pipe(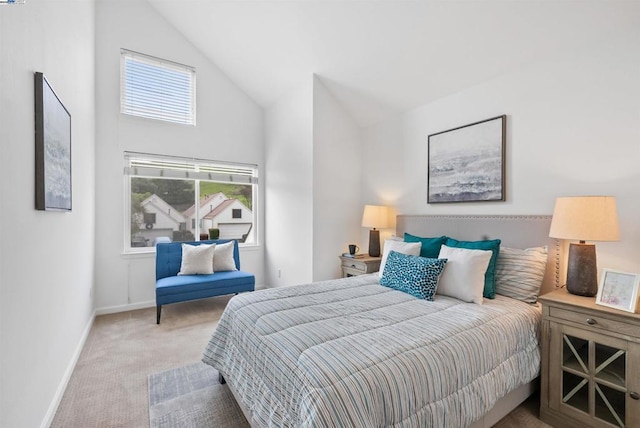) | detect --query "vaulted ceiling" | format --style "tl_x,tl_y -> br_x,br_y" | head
148,0 -> 640,127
